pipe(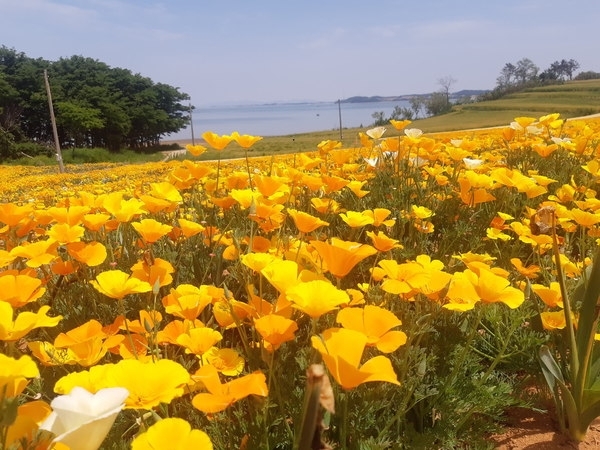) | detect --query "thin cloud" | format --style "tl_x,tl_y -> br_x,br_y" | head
297,27 -> 347,50
410,19 -> 488,40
